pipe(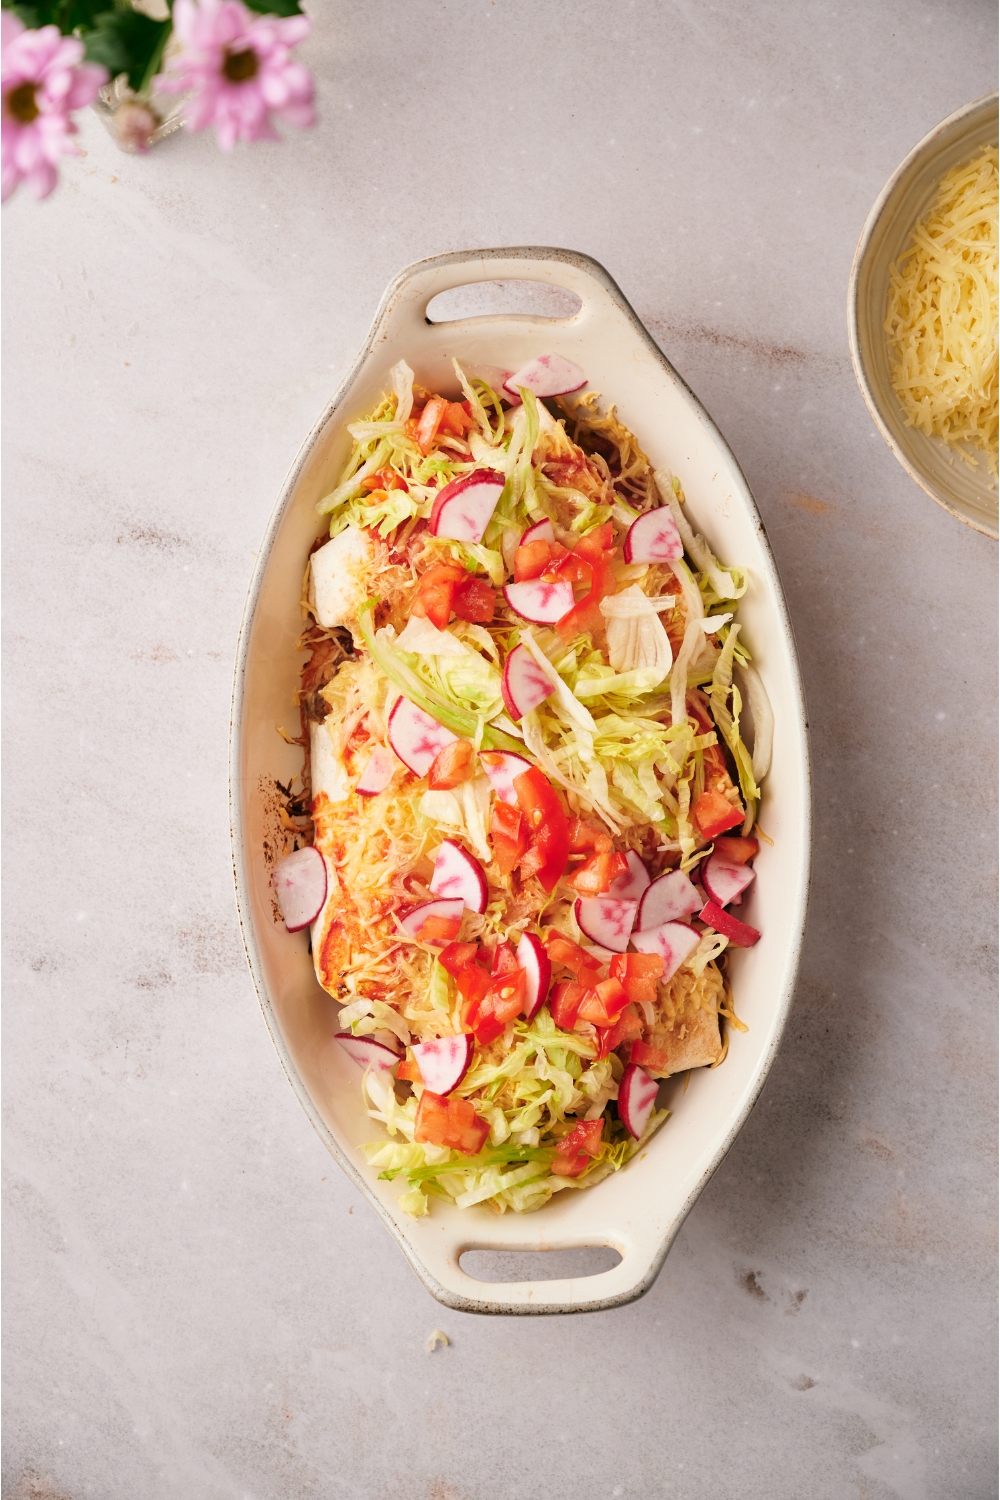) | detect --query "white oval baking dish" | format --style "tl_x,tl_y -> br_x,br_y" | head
230,248 -> 811,1315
